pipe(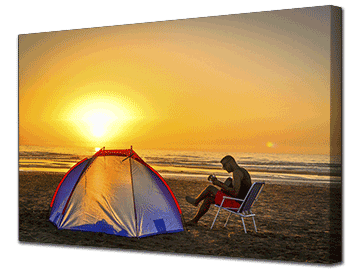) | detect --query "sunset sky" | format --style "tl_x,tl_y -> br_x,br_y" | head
19,6 -> 338,155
